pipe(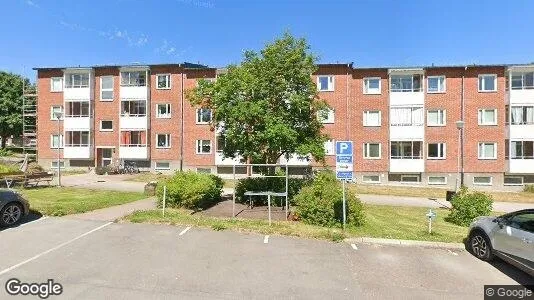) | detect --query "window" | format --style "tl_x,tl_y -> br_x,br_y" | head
50,134 -> 64,148
50,161 -> 65,169
65,101 -> 90,117
196,108 -> 212,124
390,107 -> 424,126
363,143 -> 381,159
196,140 -> 212,154
120,131 -> 145,146
50,106 -> 63,120
508,212 -> 534,233
324,139 -> 335,155
197,168 -> 212,174
156,104 -> 171,118
100,120 -> 113,131
511,72 -> 534,90
473,176 -> 492,186
478,109 -> 497,125
65,73 -> 89,88
427,109 -> 446,126
50,77 -> 63,92
216,135 -> 225,152
155,162 -> 170,170
156,134 -> 171,148
120,71 -> 146,87
121,100 -> 146,116
510,106 -> 534,125
156,74 -> 171,89
65,131 -> 89,147
100,76 -> 113,100
401,175 -> 420,183
509,141 -> 534,159
478,142 -> 497,159
318,108 -> 335,124
428,176 -> 447,185
317,76 -> 334,91
362,175 -> 380,183
478,74 -> 497,92
504,176 -> 524,186
390,74 -> 422,92
363,111 -> 381,127
428,143 -> 446,159
363,77 -> 381,94
390,141 -> 422,159
427,76 -> 446,93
